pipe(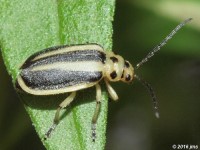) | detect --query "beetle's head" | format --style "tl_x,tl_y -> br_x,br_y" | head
120,60 -> 134,83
